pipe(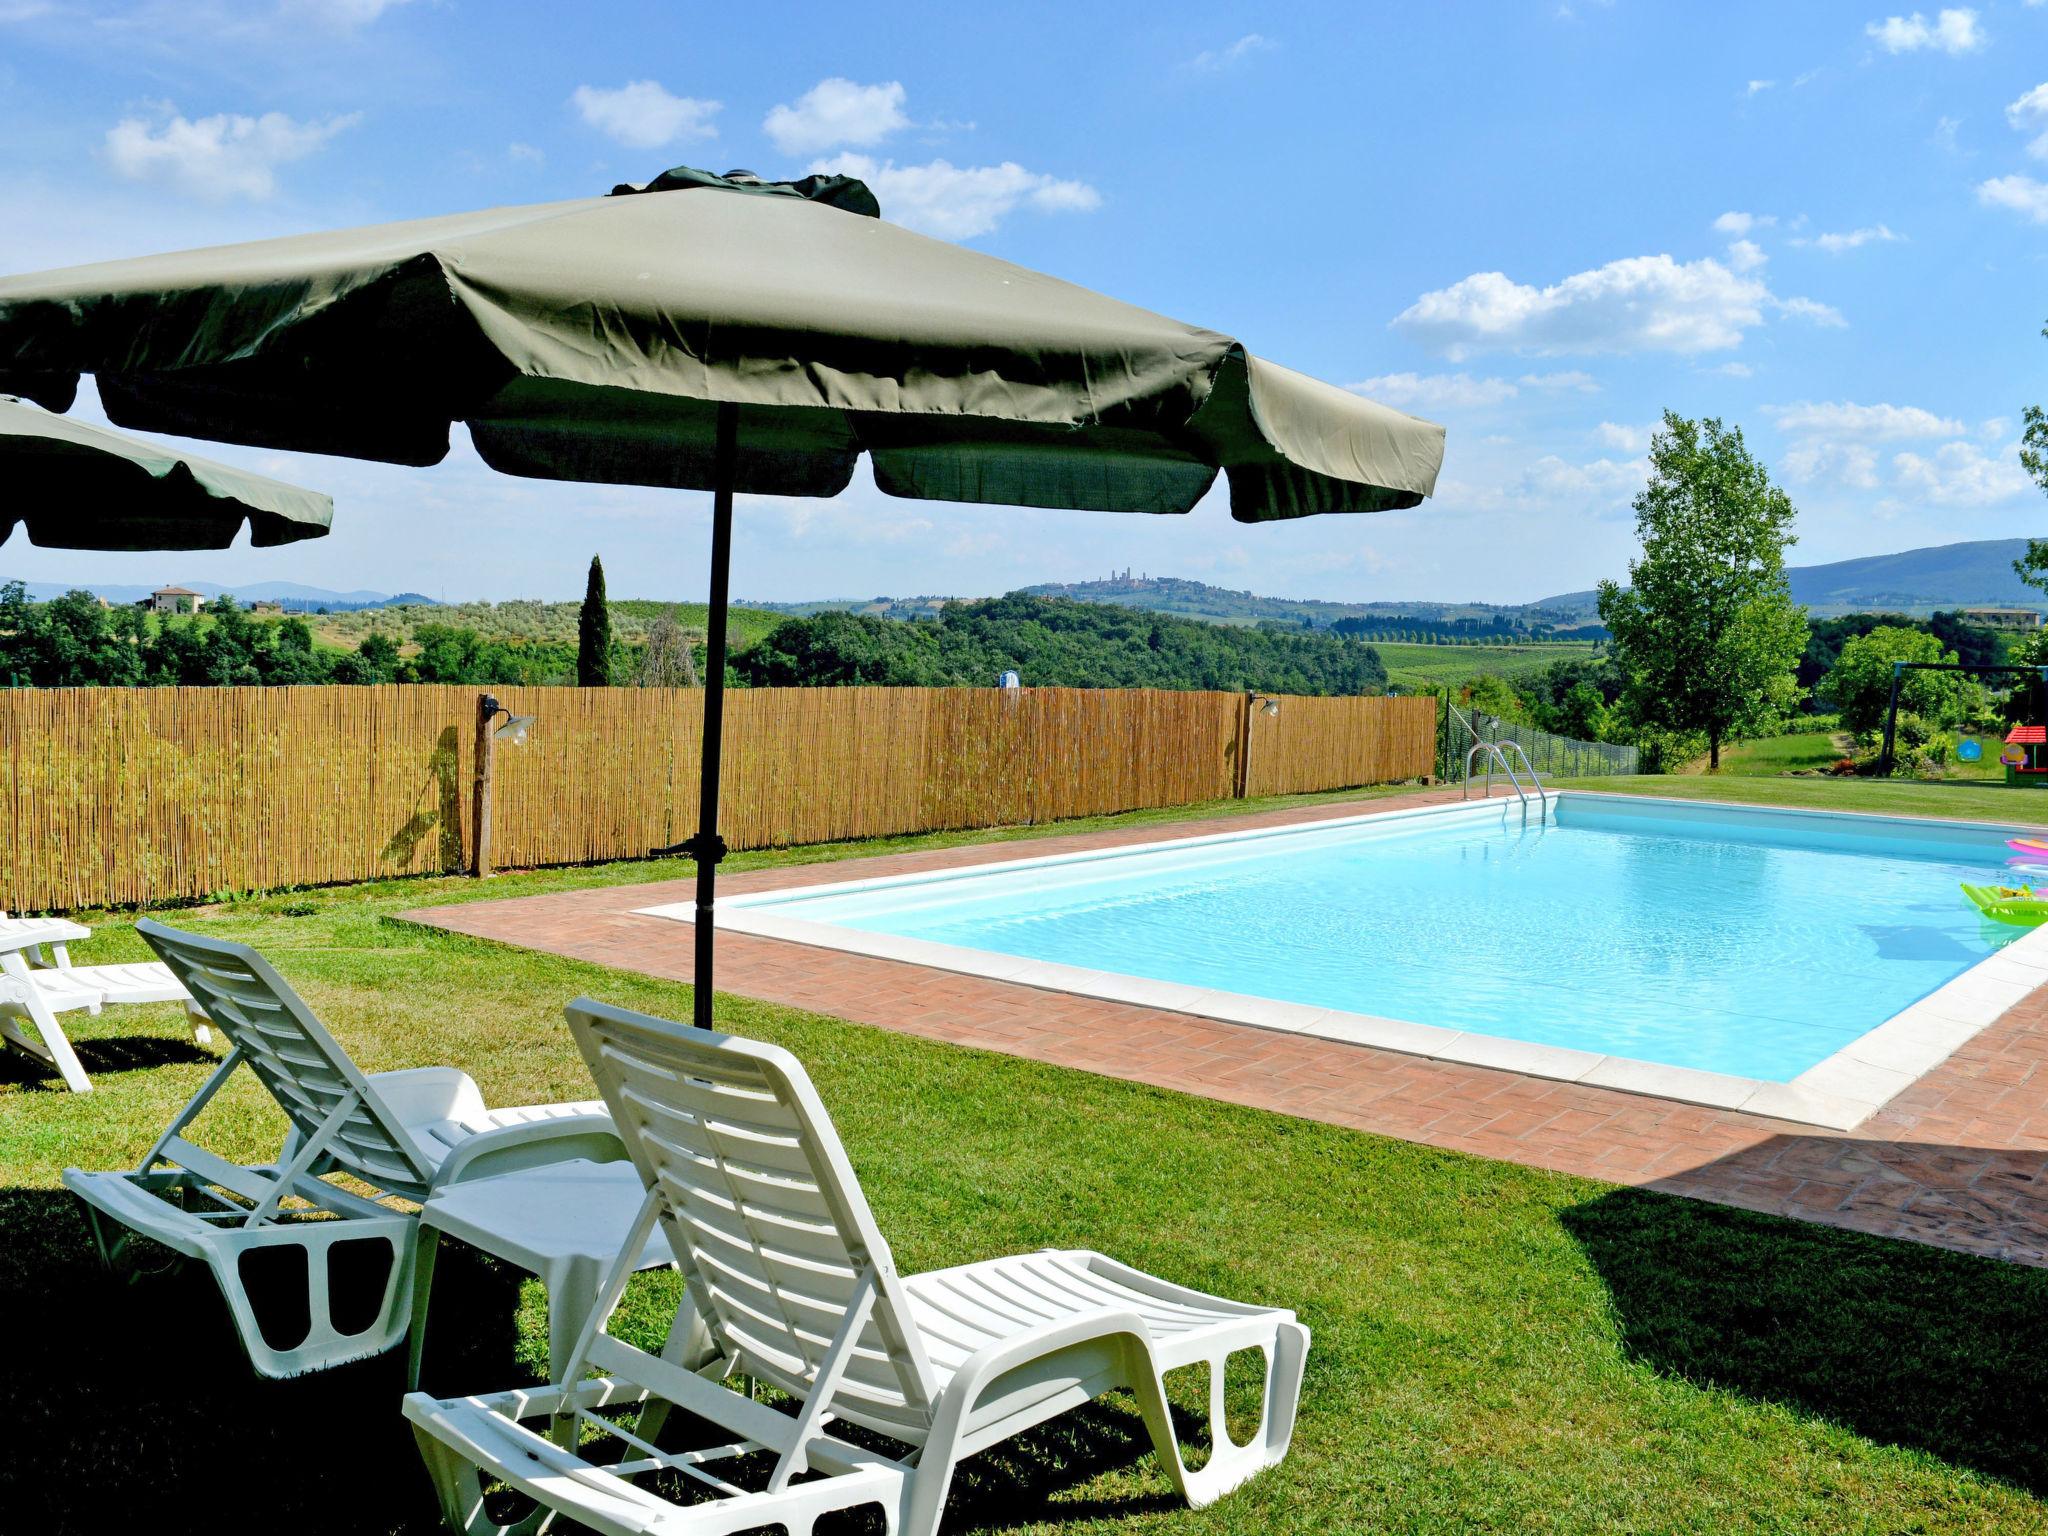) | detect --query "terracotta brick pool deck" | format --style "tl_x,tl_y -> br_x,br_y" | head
404,787 -> 2048,1267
